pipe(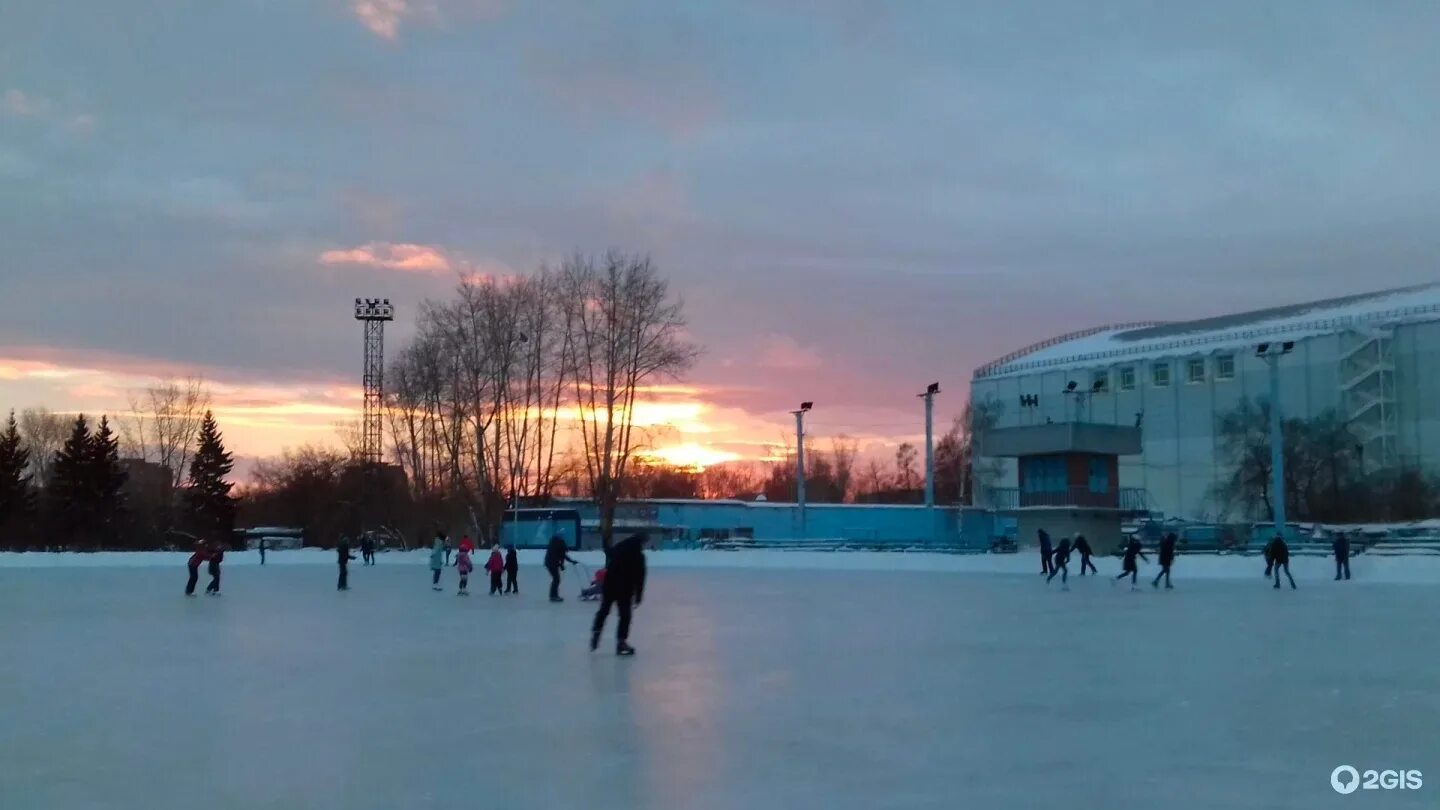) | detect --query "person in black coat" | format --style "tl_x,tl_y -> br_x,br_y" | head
336,538 -> 356,591
1046,537 -> 1072,588
360,535 -> 376,566
1073,534 -> 1097,575
1113,537 -> 1148,589
1333,533 -> 1351,581
1037,529 -> 1054,576
591,534 -> 647,656
544,535 -> 578,603
204,542 -> 224,595
1152,533 -> 1177,589
1268,536 -> 1296,590
504,545 -> 520,594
